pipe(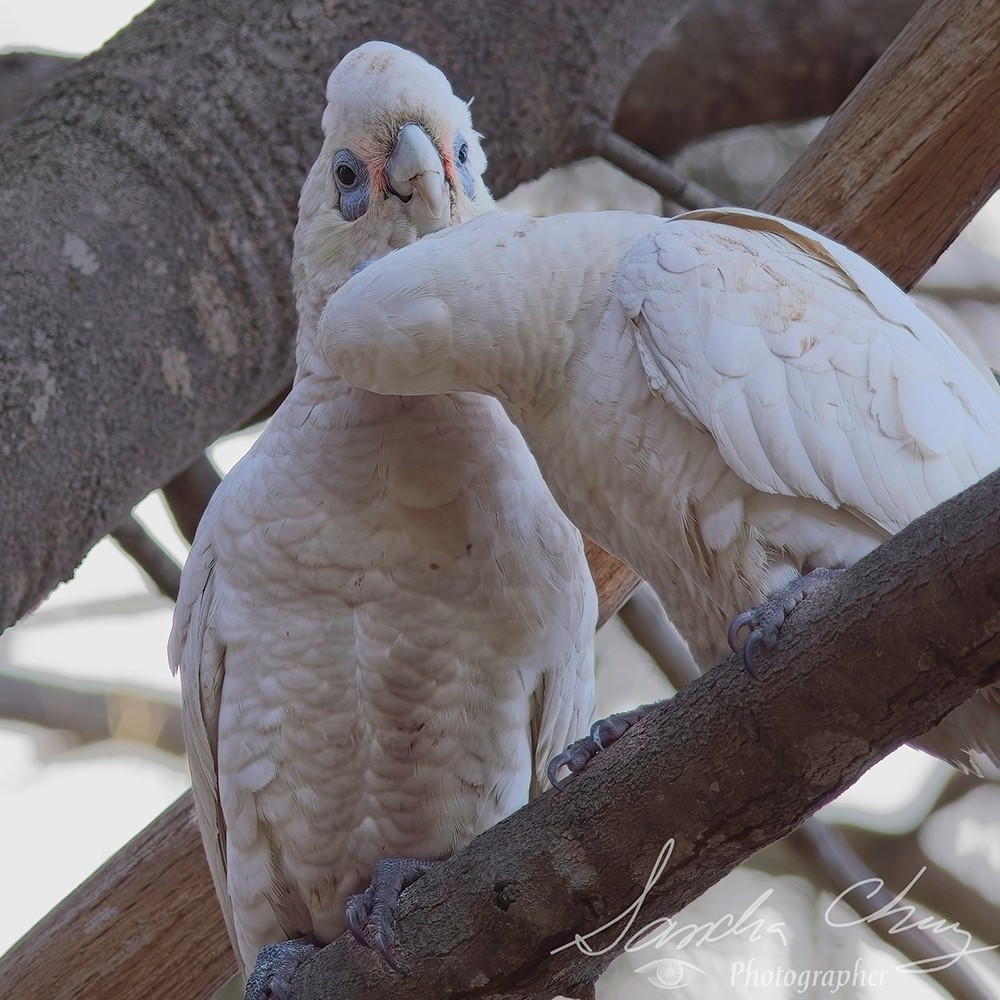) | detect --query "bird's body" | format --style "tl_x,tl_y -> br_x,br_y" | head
170,44 -> 595,976
322,206 -> 1000,770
